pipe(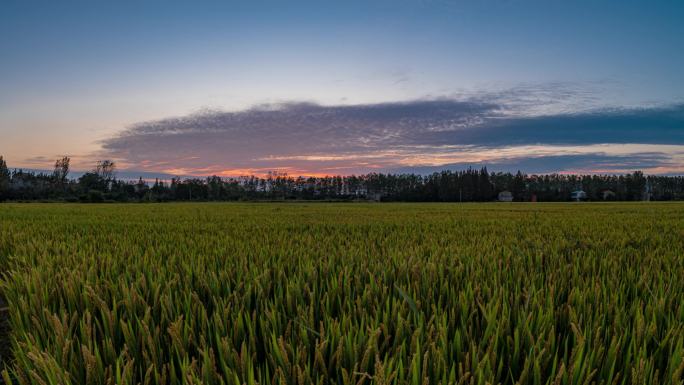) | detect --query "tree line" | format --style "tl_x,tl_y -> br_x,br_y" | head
1,155 -> 683,202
